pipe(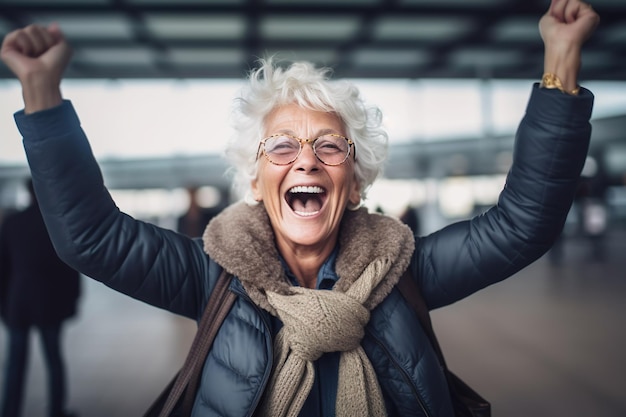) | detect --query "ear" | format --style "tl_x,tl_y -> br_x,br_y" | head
250,178 -> 262,202
348,179 -> 361,207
